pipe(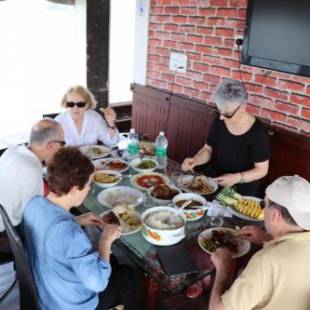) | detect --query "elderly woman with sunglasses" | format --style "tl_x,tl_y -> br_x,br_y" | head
182,79 -> 269,196
55,85 -> 119,147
